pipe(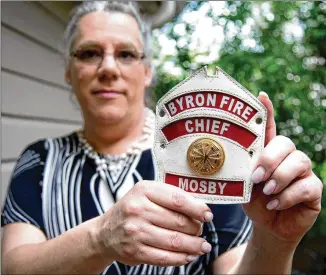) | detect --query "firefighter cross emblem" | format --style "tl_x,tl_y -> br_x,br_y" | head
153,66 -> 267,204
